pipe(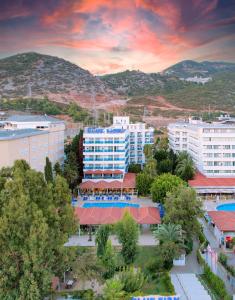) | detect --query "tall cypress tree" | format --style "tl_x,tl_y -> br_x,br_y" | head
44,157 -> 53,183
